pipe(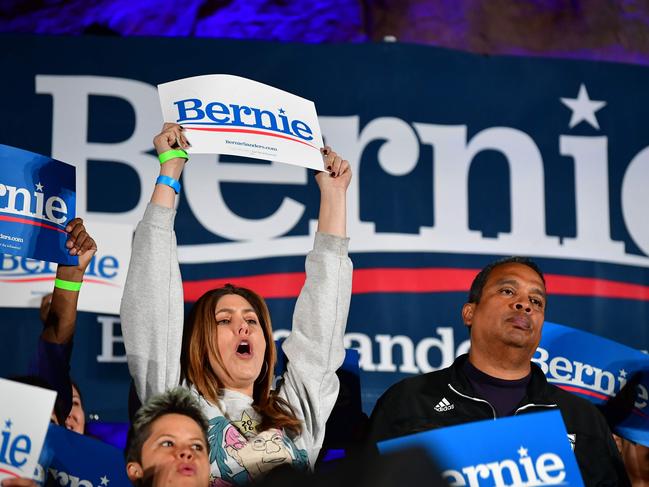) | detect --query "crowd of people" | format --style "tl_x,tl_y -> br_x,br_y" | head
4,123 -> 648,487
